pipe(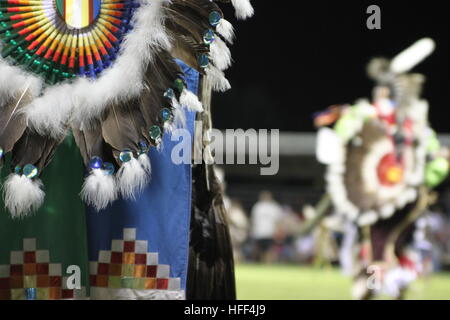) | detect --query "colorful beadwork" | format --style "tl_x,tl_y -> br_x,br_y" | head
0,0 -> 139,84
0,238 -> 85,300
89,228 -> 181,291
